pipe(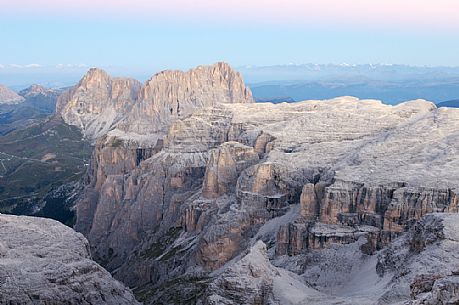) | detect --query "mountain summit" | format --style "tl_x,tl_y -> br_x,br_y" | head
0,84 -> 25,104
58,62 -> 254,141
